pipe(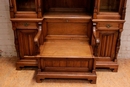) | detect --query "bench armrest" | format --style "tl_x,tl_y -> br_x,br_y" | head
34,22 -> 42,47
92,23 -> 100,56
